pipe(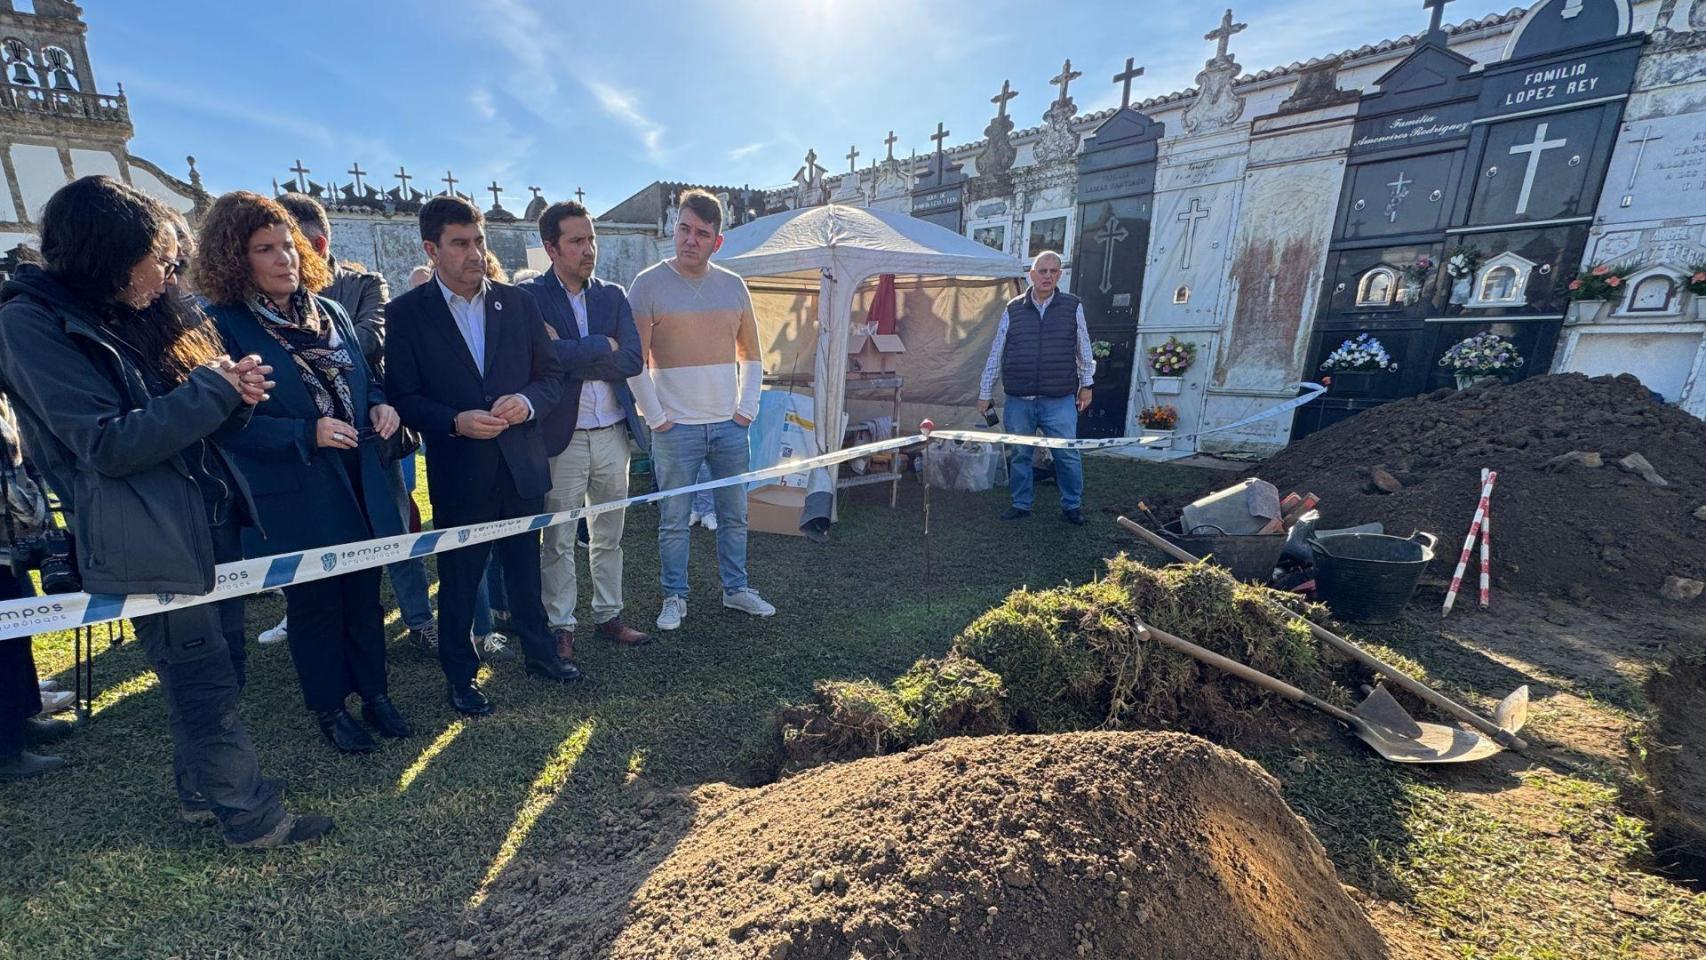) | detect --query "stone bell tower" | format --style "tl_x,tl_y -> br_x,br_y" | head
0,0 -> 200,265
